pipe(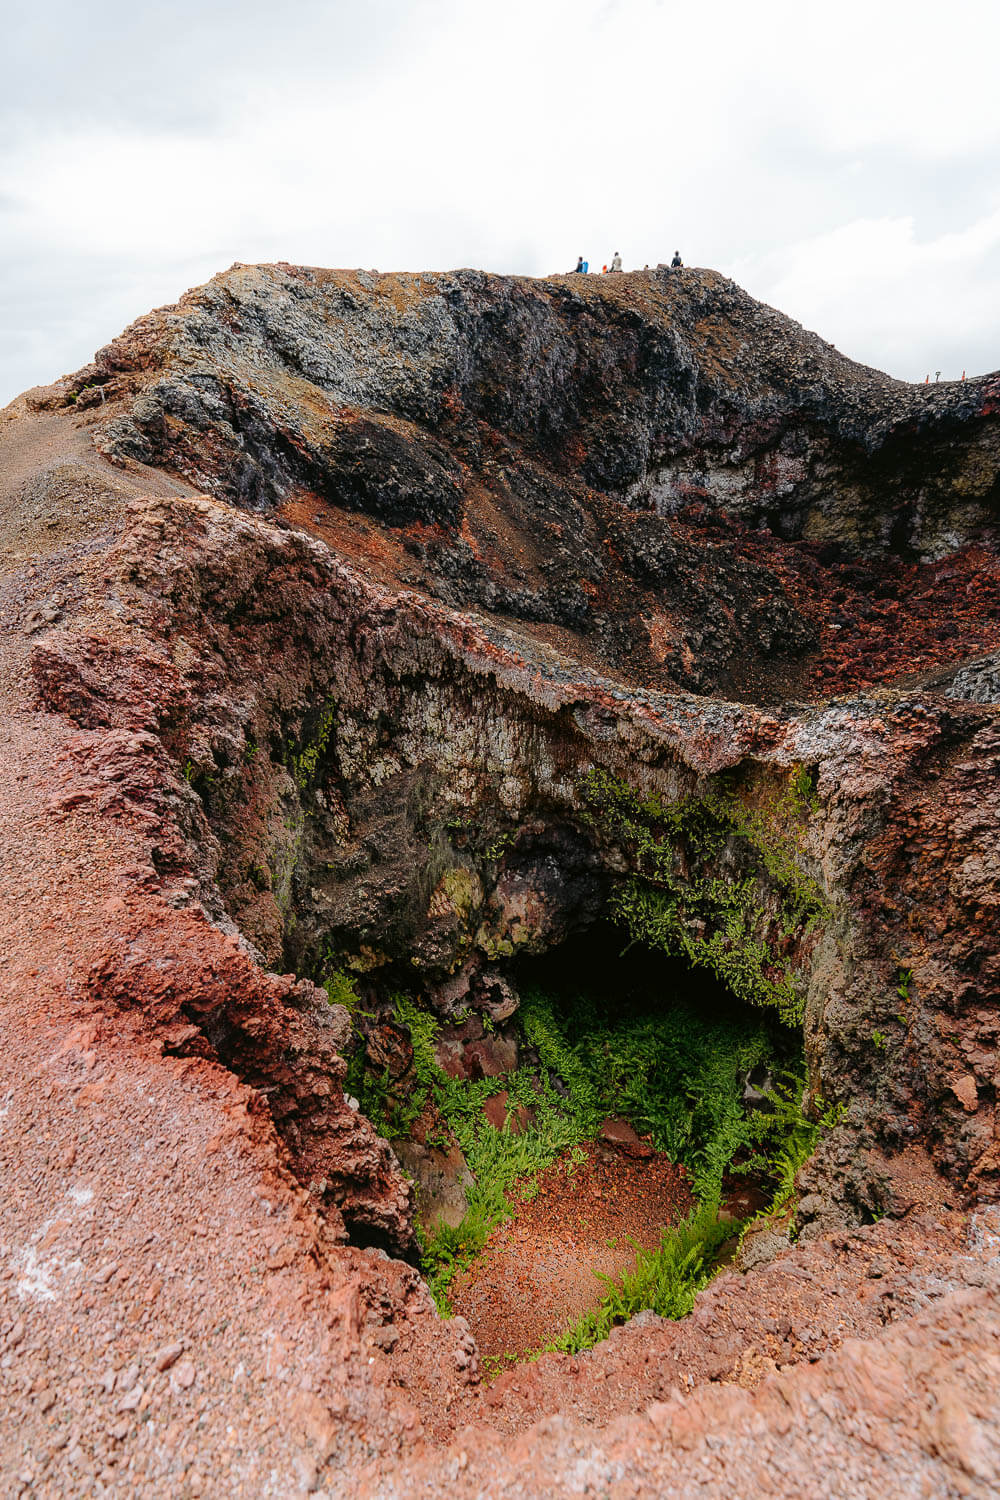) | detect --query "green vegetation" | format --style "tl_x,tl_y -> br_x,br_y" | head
519,985 -> 792,1200
323,967 -> 362,1011
291,697 -> 337,788
482,831 -> 515,862
554,1066 -> 831,1356
578,770 -> 830,1026
341,966 -> 824,1337
789,762 -> 821,814
181,758 -> 216,796
326,768 -> 835,1353
551,1199 -> 733,1353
